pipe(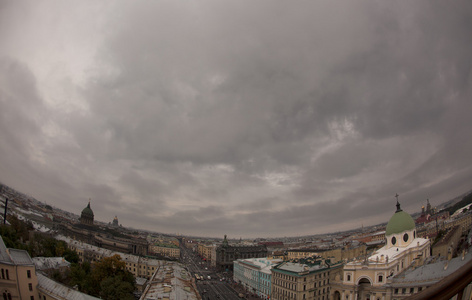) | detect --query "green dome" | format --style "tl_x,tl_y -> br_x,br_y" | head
385,209 -> 415,236
81,202 -> 94,217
